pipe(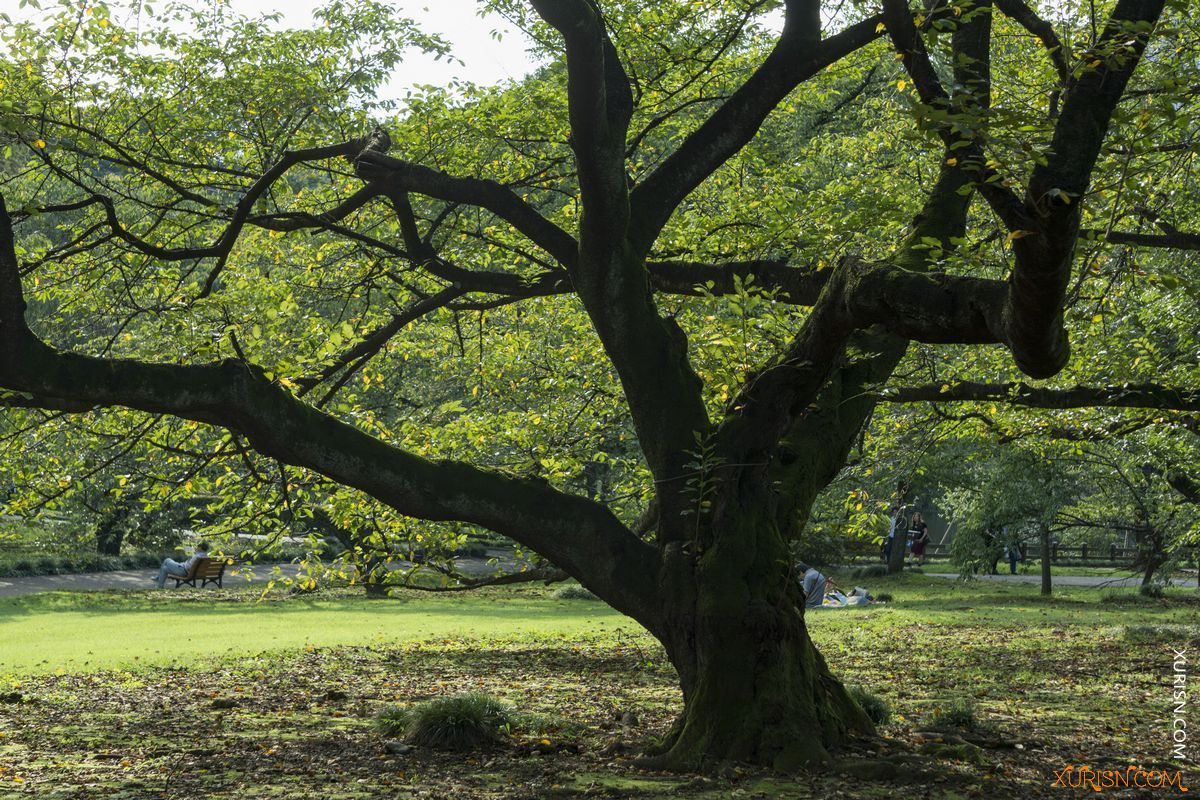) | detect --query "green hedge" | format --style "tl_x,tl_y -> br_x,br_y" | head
0,551 -> 162,578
